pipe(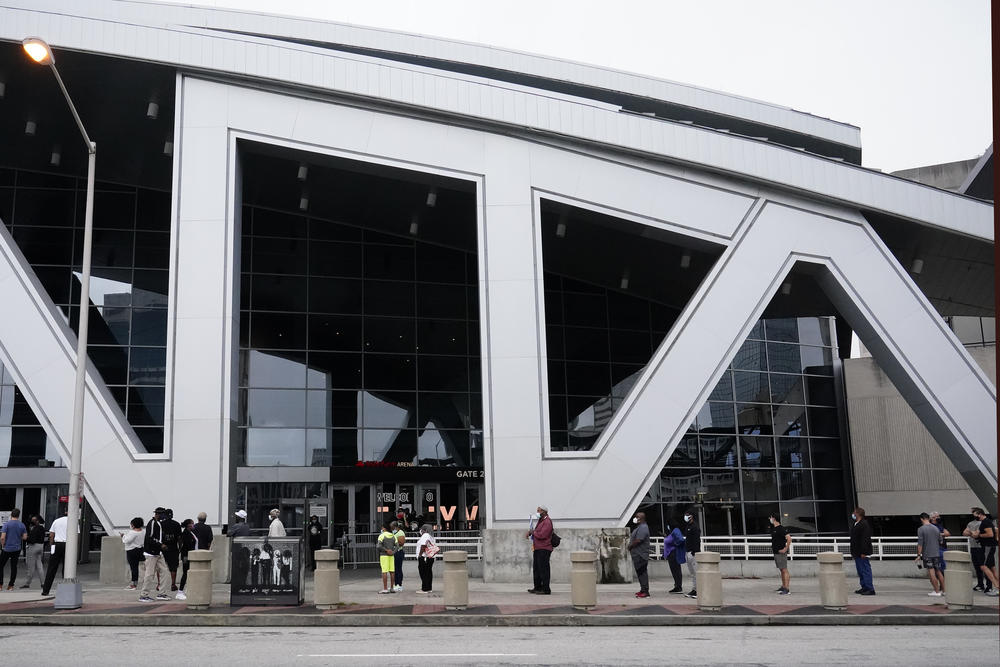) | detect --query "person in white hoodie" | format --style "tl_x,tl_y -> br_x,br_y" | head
120,517 -> 146,590
268,509 -> 286,537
